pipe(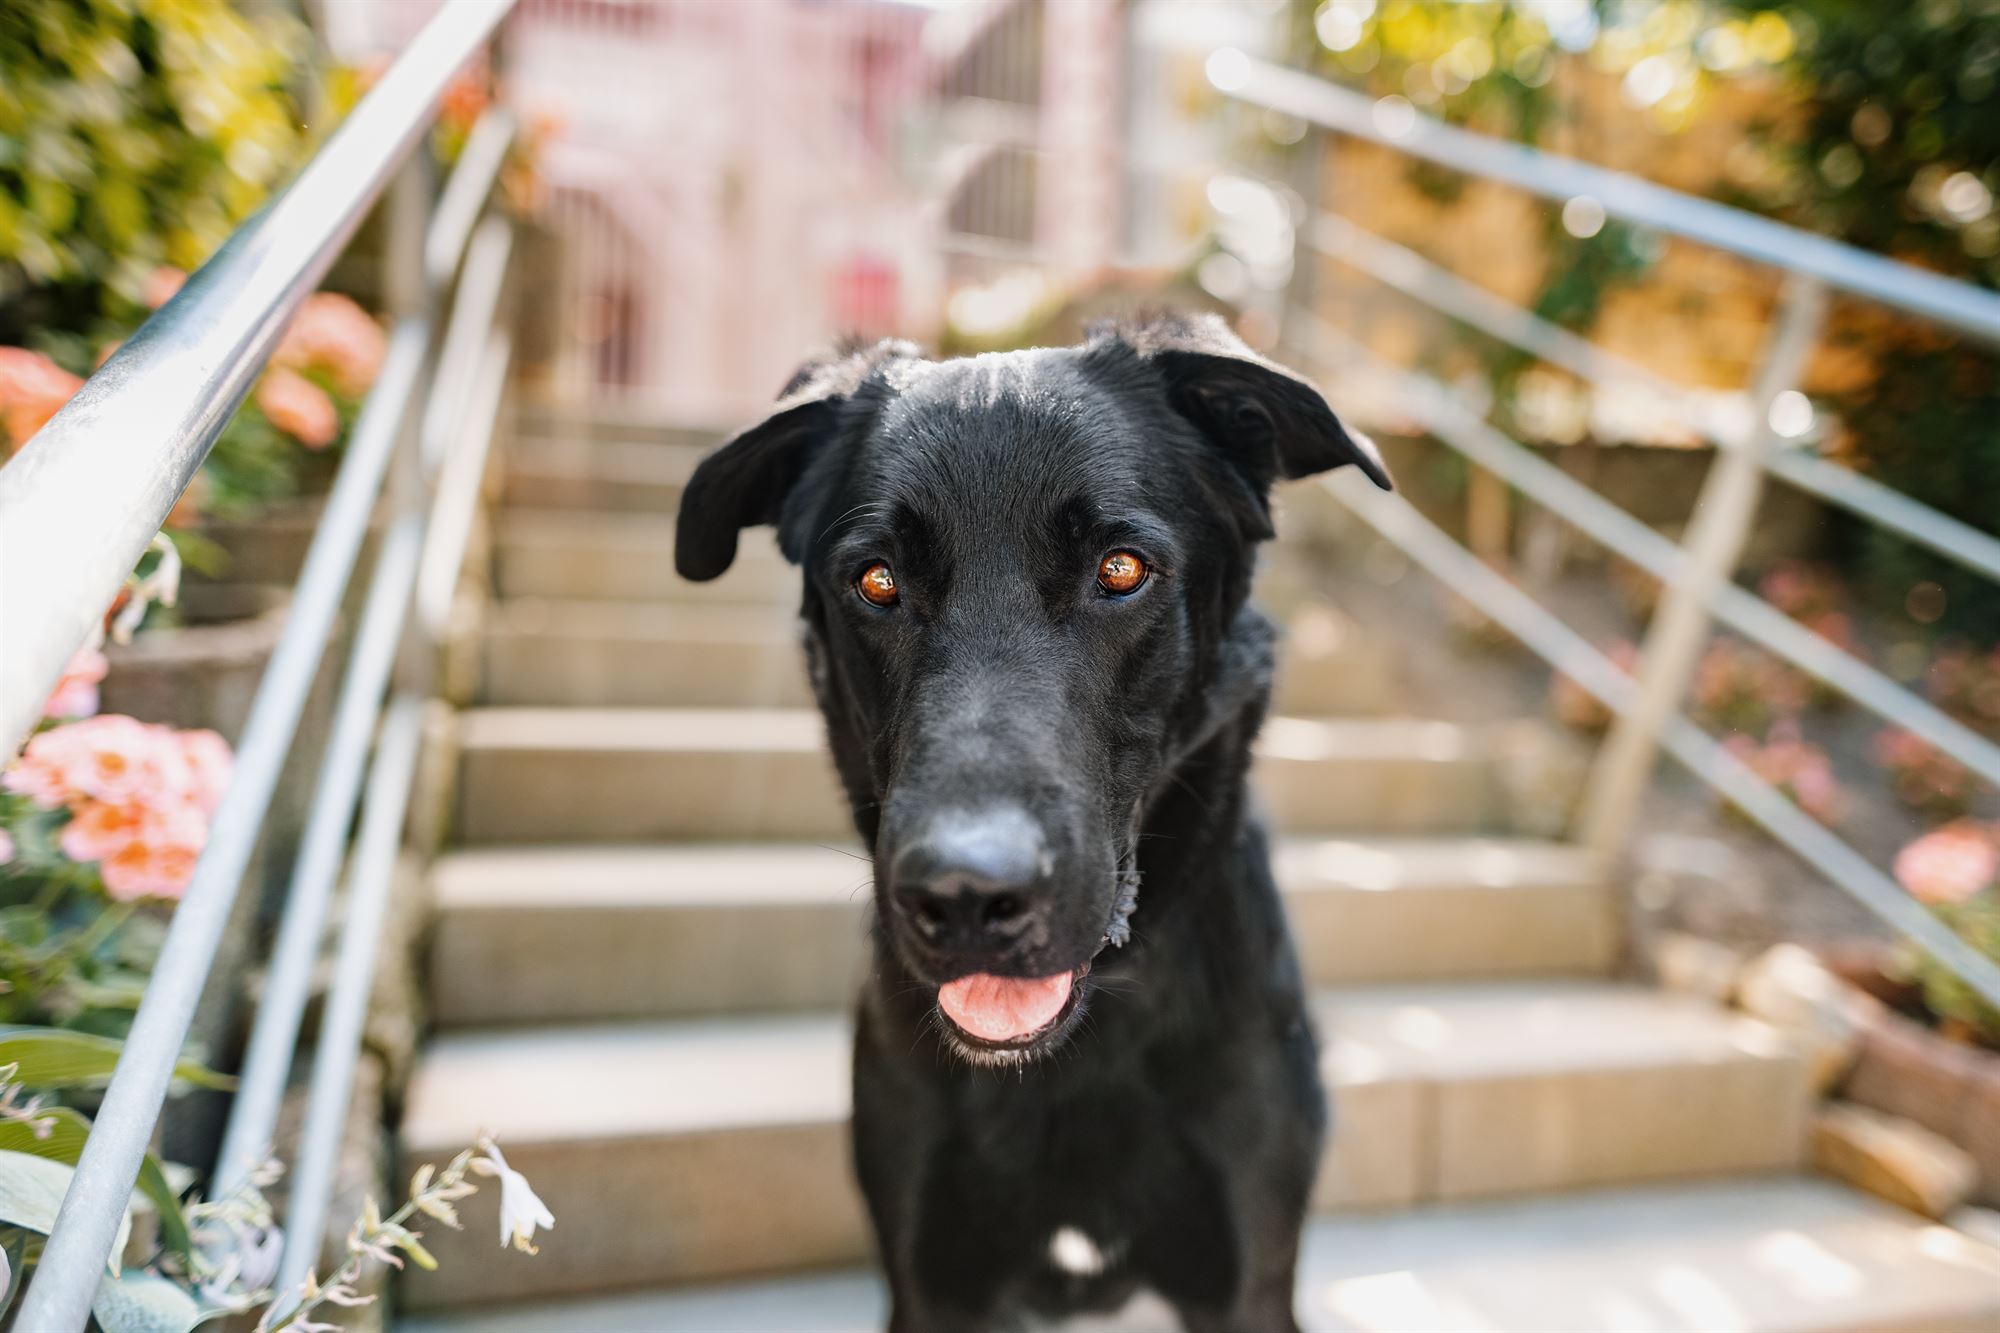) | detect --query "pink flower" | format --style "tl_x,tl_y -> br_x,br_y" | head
1723,728 -> 1844,825
58,799 -> 149,865
1894,822 -> 1999,907
1758,561 -> 1846,621
100,829 -> 203,901
440,68 -> 491,136
0,829 -> 13,866
3,715 -> 220,812
1,716 -> 232,902
142,267 -> 187,310
1694,637 -> 1807,735
6,723 -> 94,808
178,730 -> 232,814
256,368 -> 339,449
274,293 -> 386,397
23,715 -> 158,806
2,747 -> 67,808
0,347 -> 83,451
1874,726 -> 1974,818
43,647 -> 107,720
